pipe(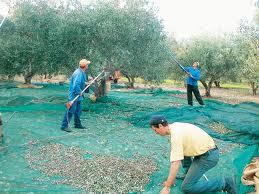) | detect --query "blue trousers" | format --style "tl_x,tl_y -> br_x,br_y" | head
61,100 -> 82,128
181,149 -> 225,193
